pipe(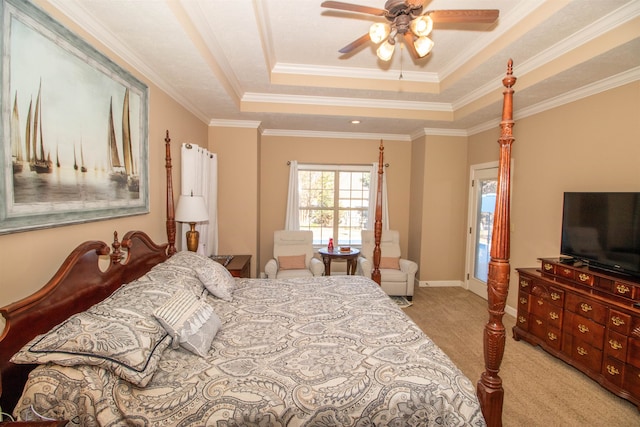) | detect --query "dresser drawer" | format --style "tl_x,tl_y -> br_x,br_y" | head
516,313 -> 529,330
627,336 -> 640,370
608,310 -> 631,335
625,364 -> 640,398
518,275 -> 533,293
565,293 -> 607,324
602,356 -> 625,388
612,281 -> 638,300
575,270 -> 595,286
565,311 -> 605,349
604,330 -> 628,362
570,337 -> 603,374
